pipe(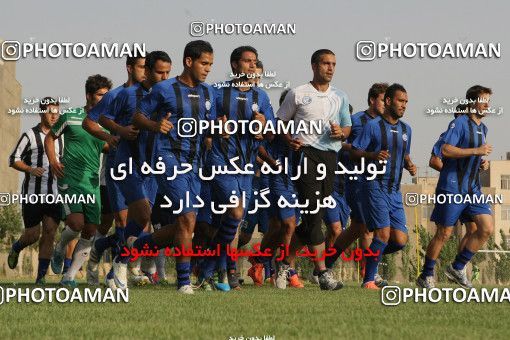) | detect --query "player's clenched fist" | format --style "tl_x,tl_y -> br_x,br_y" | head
158,112 -> 173,134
